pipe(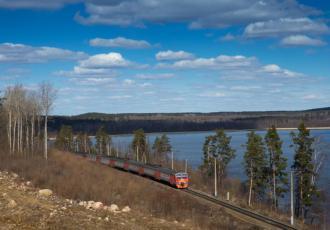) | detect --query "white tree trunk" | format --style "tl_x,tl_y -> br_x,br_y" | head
44,115 -> 48,160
